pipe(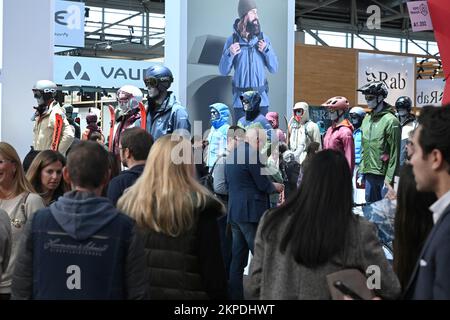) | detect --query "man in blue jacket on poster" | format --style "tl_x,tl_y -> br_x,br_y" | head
219,0 -> 278,122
